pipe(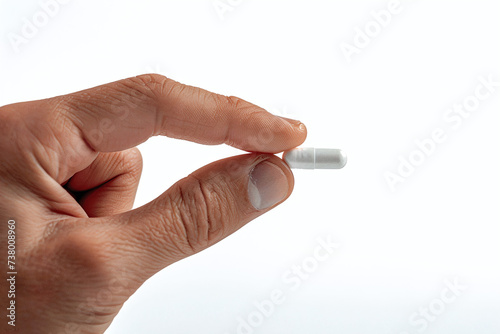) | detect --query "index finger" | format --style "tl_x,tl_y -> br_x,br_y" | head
56,74 -> 307,153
